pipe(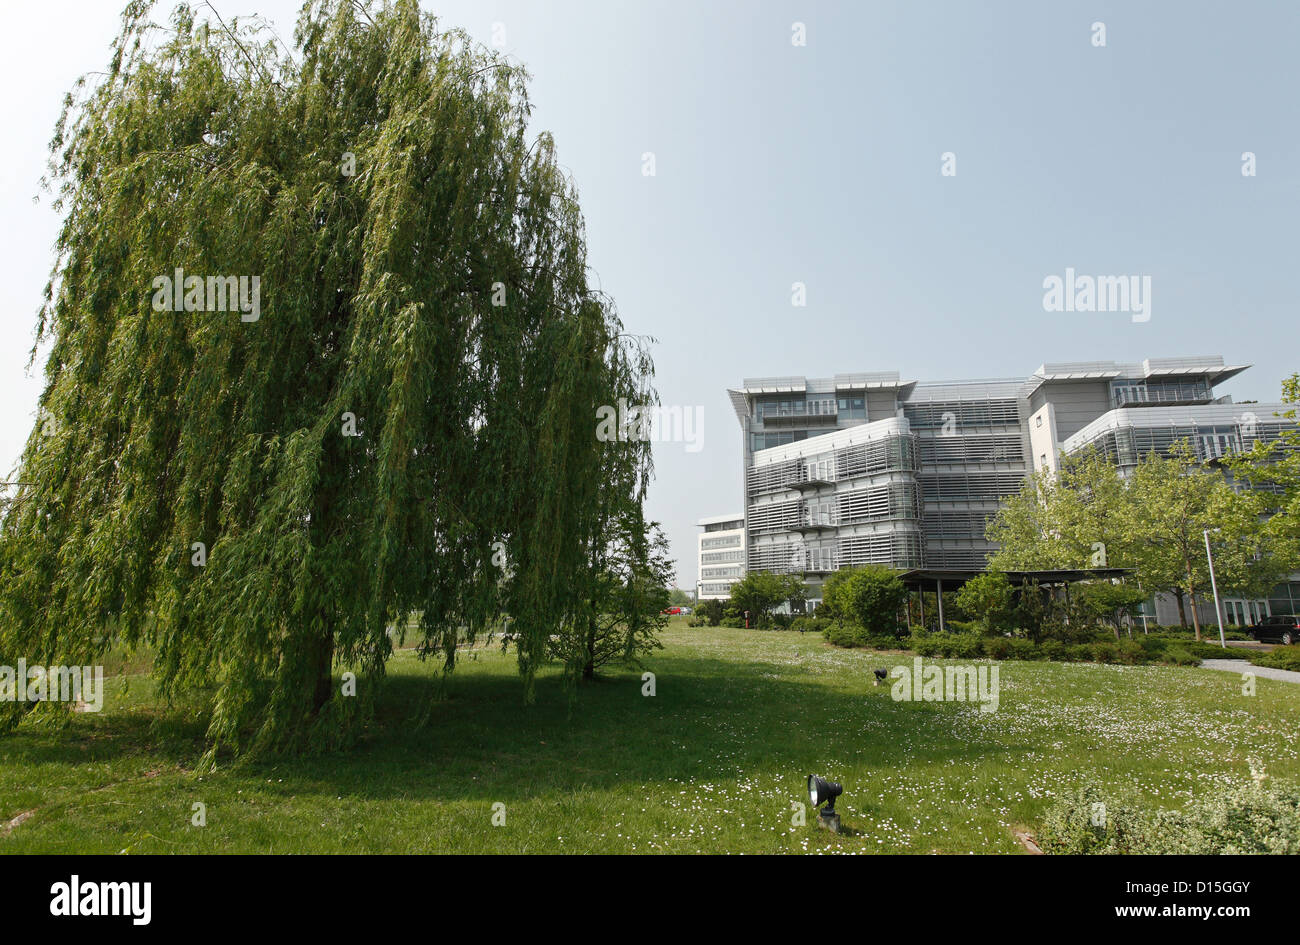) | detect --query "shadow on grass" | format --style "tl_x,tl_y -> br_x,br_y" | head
269,653 -> 1024,804
0,685 -> 210,772
1,652 -> 1026,809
